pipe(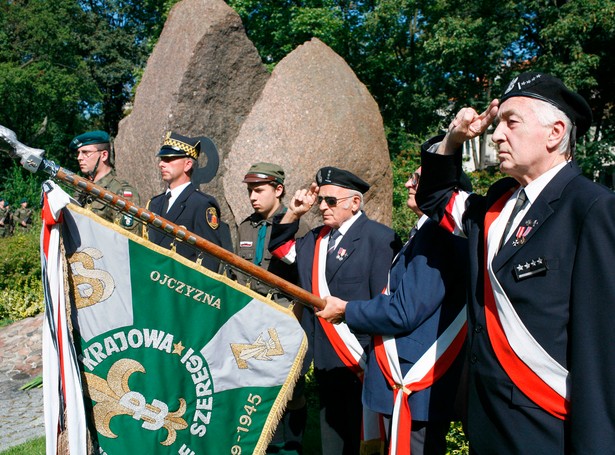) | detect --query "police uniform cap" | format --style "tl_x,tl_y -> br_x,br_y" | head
69,131 -> 110,151
157,131 -> 200,160
316,167 -> 370,194
500,72 -> 592,137
243,162 -> 285,185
